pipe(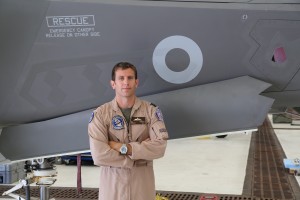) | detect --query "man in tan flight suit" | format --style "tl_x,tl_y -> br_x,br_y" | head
88,62 -> 168,200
